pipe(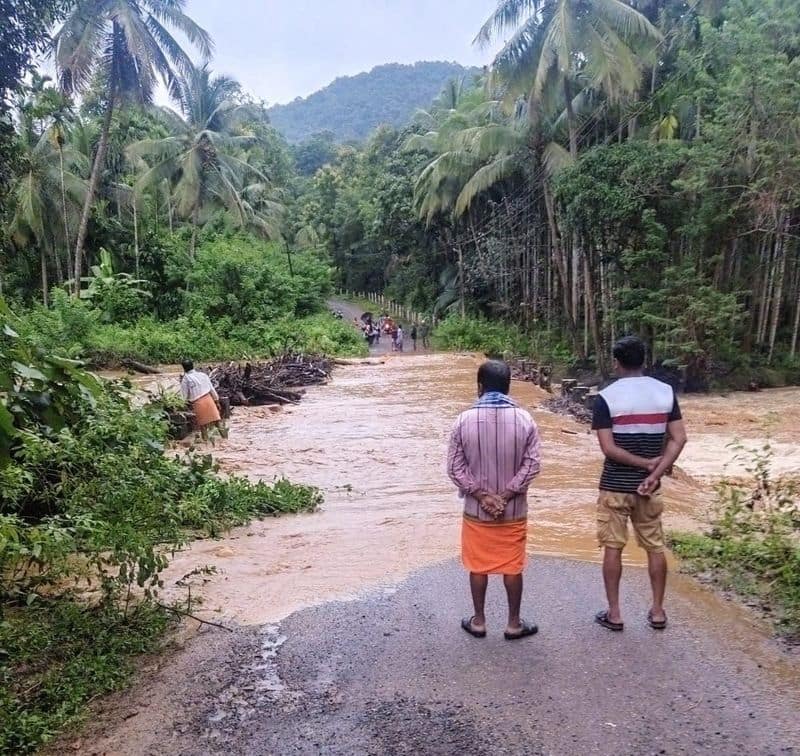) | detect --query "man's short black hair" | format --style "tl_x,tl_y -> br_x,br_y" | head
478,359 -> 511,394
182,359 -> 194,373
612,336 -> 646,369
